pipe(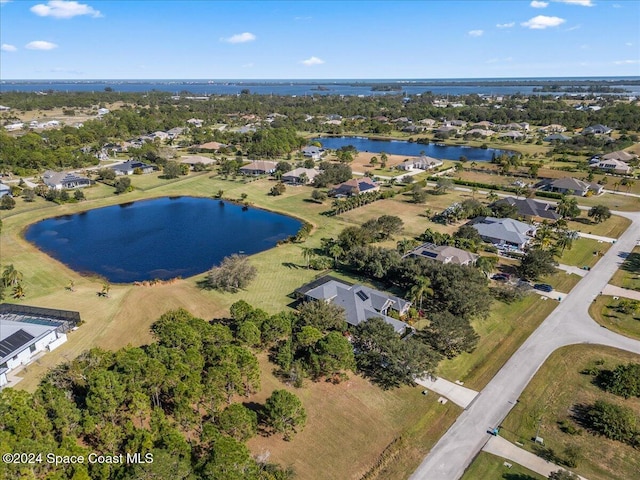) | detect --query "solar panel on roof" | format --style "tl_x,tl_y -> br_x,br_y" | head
356,290 -> 369,301
423,251 -> 439,258
0,329 -> 35,358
